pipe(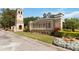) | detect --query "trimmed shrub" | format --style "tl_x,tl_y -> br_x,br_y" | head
51,31 -> 79,38
51,31 -> 64,37
24,26 -> 29,32
63,29 -> 72,32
